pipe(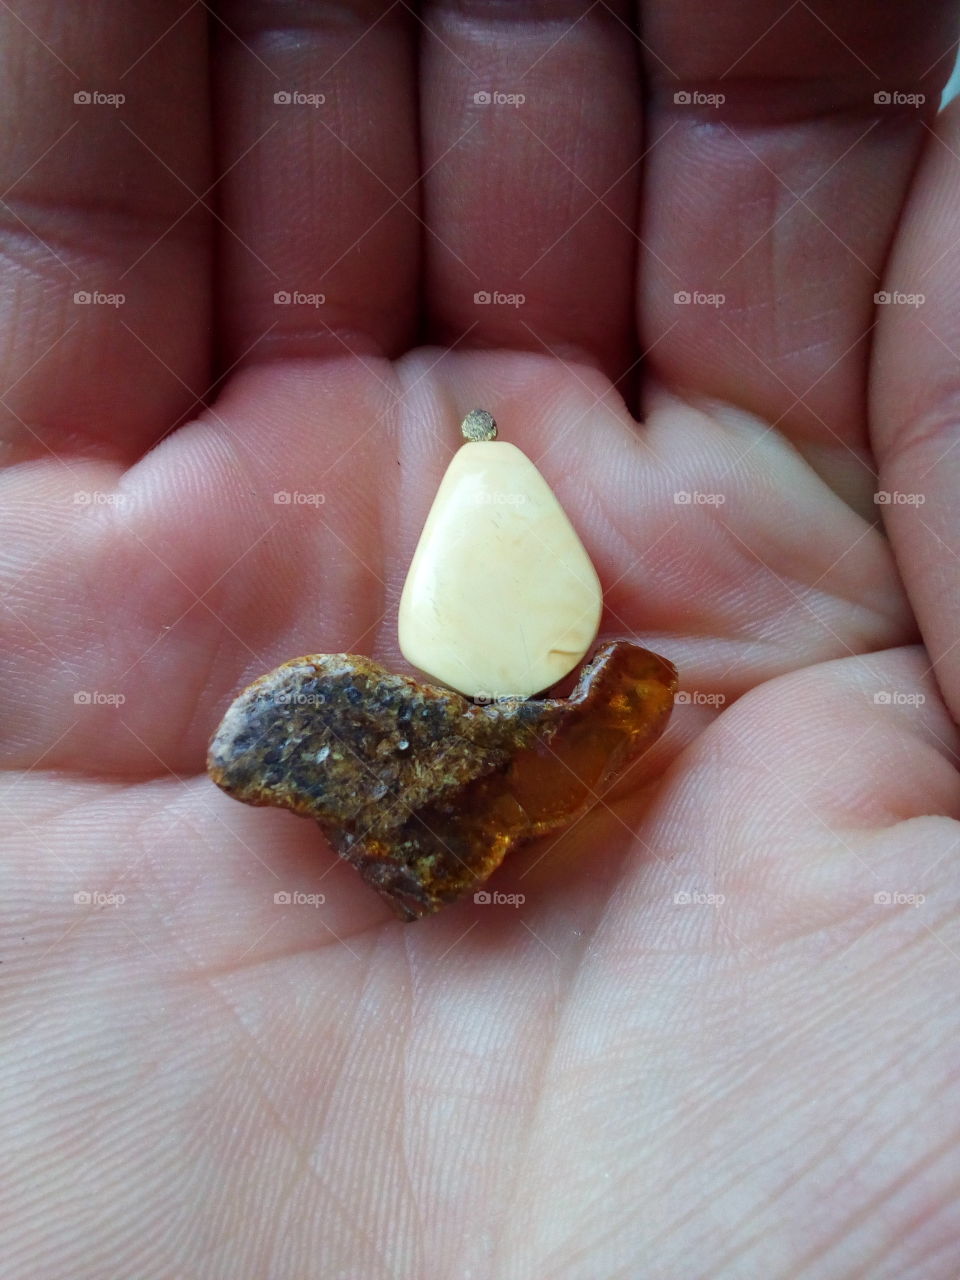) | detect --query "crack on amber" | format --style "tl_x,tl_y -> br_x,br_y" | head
207,641 -> 678,921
